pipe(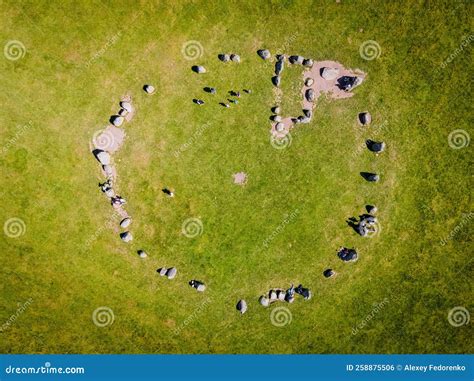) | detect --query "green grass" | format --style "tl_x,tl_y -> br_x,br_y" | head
0,0 -> 472,354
